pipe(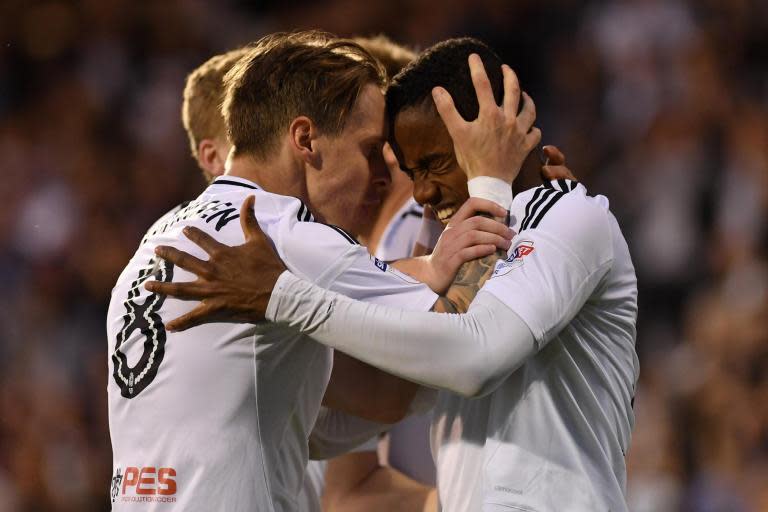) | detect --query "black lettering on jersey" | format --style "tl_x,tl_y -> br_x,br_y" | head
112,258 -> 174,398
143,200 -> 242,242
205,205 -> 239,231
520,179 -> 578,232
